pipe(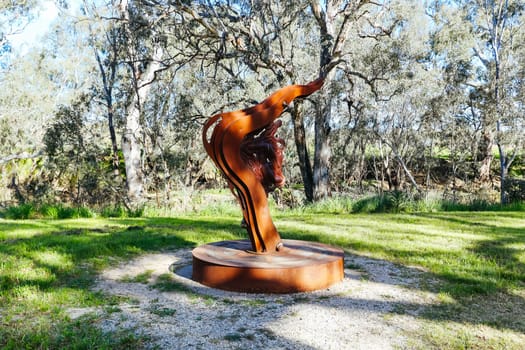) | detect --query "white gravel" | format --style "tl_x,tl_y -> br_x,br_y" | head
83,248 -> 440,349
